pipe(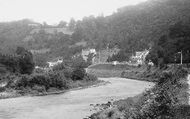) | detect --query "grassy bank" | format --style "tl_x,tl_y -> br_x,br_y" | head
87,64 -> 135,78
89,66 -> 190,119
121,66 -> 160,82
87,69 -> 123,78
89,64 -> 133,71
88,63 -> 169,82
